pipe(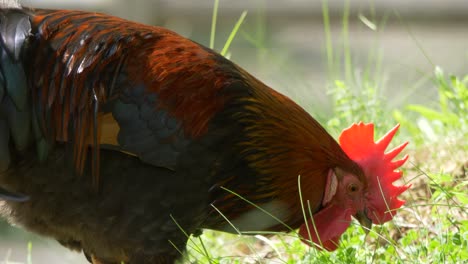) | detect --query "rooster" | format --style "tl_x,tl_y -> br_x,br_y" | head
0,2 -> 410,264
